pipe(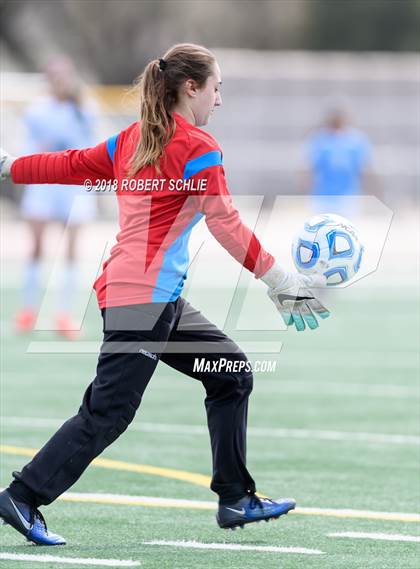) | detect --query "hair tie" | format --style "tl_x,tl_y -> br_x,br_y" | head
159,58 -> 167,71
